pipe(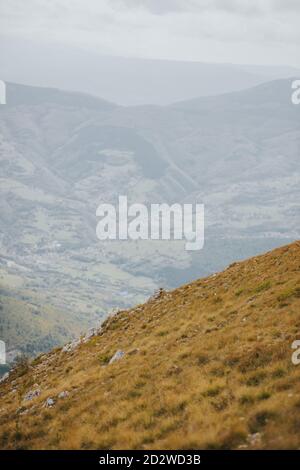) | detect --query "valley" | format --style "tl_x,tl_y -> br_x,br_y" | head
0,79 -> 299,358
